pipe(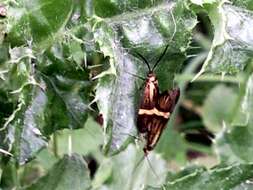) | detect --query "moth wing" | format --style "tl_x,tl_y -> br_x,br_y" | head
139,79 -> 159,109
156,88 -> 180,113
144,115 -> 168,152
137,114 -> 151,133
137,79 -> 159,133
144,88 -> 180,152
